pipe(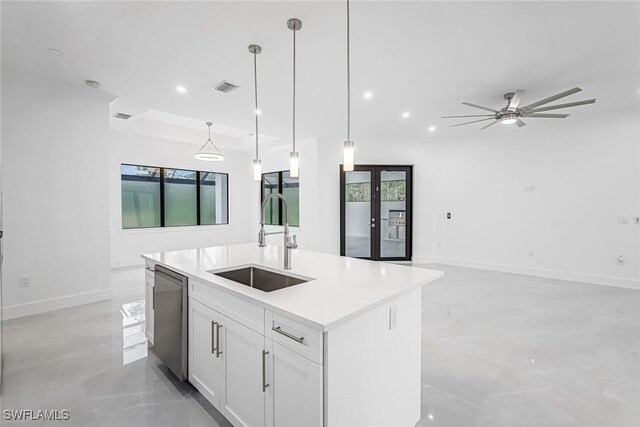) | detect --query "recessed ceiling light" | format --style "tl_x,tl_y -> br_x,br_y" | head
176,85 -> 187,94
428,126 -> 436,132
255,109 -> 262,115
363,91 -> 373,100
402,111 -> 411,119
46,48 -> 64,56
